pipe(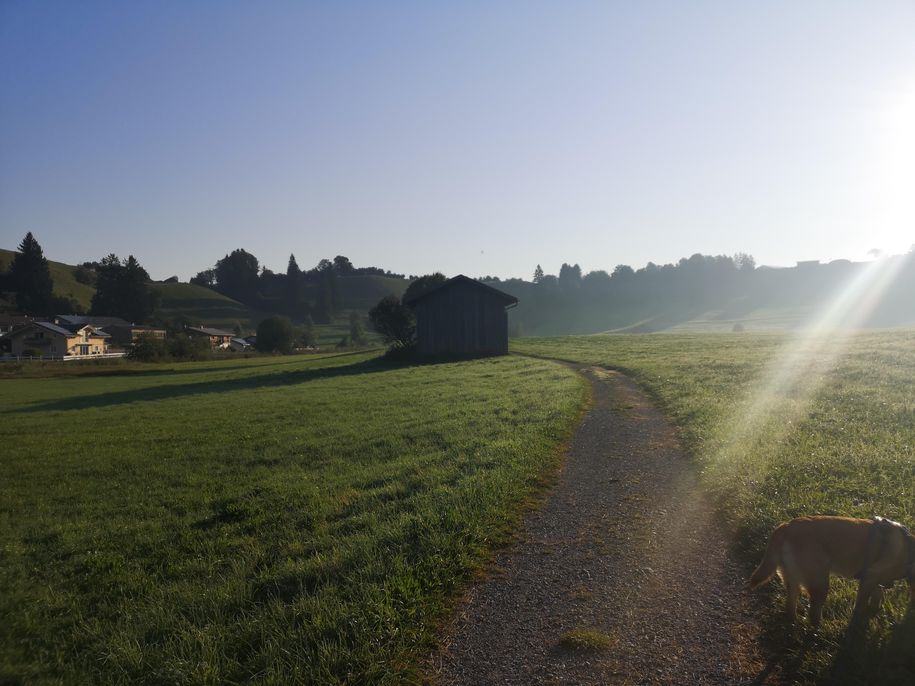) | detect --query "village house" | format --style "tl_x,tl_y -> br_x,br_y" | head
186,325 -> 235,350
5,321 -> 110,358
54,315 -> 166,348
